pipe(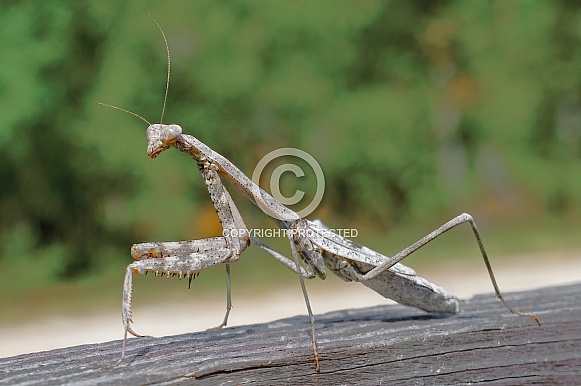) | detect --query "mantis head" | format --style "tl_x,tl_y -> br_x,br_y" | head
146,124 -> 183,158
